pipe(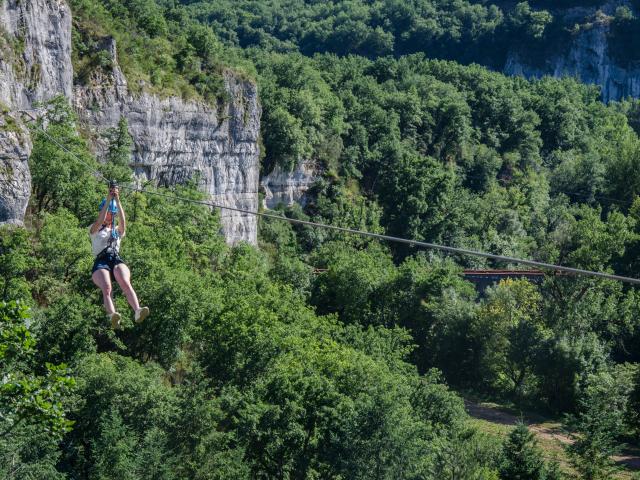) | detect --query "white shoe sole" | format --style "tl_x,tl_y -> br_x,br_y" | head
110,312 -> 122,330
135,307 -> 149,324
